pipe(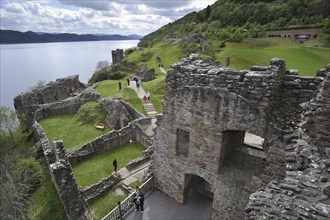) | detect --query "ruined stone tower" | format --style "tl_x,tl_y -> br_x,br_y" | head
150,54 -> 327,219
